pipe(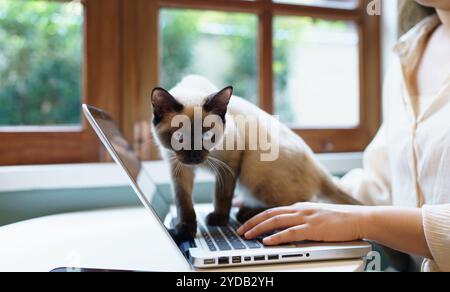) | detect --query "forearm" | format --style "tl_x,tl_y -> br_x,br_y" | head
361,206 -> 432,258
